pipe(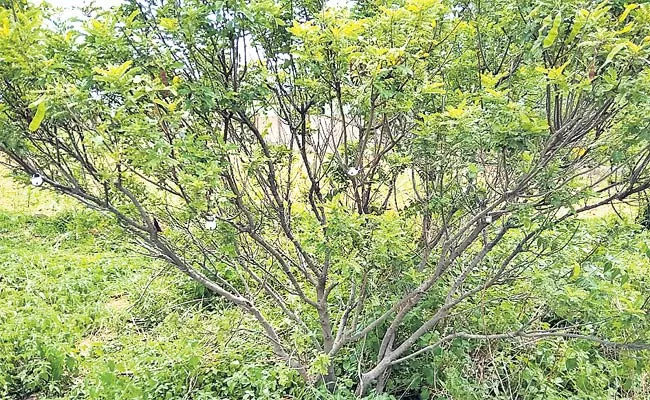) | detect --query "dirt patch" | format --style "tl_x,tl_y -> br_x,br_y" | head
106,295 -> 131,312
76,329 -> 116,357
